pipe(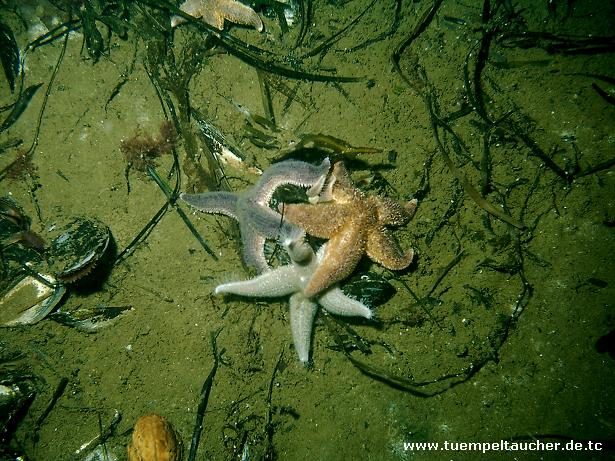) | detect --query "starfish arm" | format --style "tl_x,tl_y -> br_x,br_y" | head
280,227 -> 311,264
280,202 -> 351,238
214,264 -> 300,297
366,227 -> 414,270
289,293 -> 319,364
238,197 -> 298,240
172,0 -> 197,26
326,162 -> 366,205
252,158 -> 330,205
329,161 -> 355,191
318,288 -> 372,319
370,196 -> 416,227
303,222 -> 366,297
239,223 -> 269,272
181,192 -> 239,219
311,169 -> 336,203
216,0 -> 264,31
202,8 -> 226,30
179,0 -> 201,15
